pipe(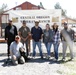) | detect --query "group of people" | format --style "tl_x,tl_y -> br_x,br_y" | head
5,19 -> 75,65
